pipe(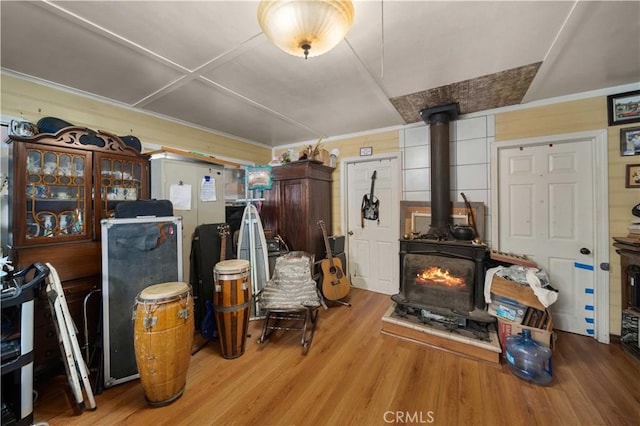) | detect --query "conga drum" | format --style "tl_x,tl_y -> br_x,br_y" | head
213,259 -> 251,359
133,282 -> 194,406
